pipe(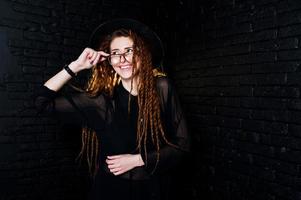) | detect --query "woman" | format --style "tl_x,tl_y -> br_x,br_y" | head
35,18 -> 190,200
